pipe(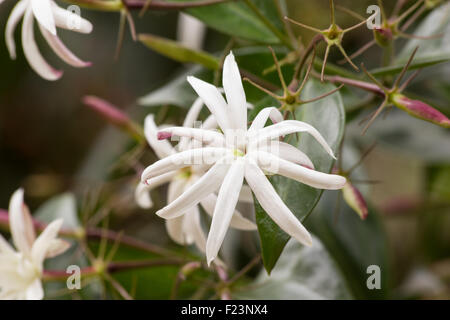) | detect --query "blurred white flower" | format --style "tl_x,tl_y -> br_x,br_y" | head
0,189 -> 70,300
135,99 -> 256,257
142,51 -> 347,265
3,0 -> 93,80
177,13 -> 206,50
